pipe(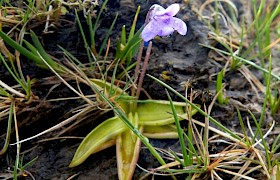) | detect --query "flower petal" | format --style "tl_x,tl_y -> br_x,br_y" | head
155,3 -> 180,16
169,17 -> 187,35
158,25 -> 174,36
146,4 -> 165,22
141,20 -> 160,41
150,4 -> 165,14
165,3 -> 180,16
